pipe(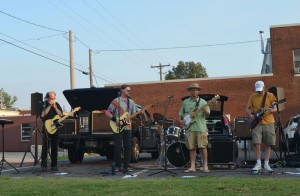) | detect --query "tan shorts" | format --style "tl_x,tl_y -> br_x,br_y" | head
252,123 -> 276,146
185,131 -> 208,149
